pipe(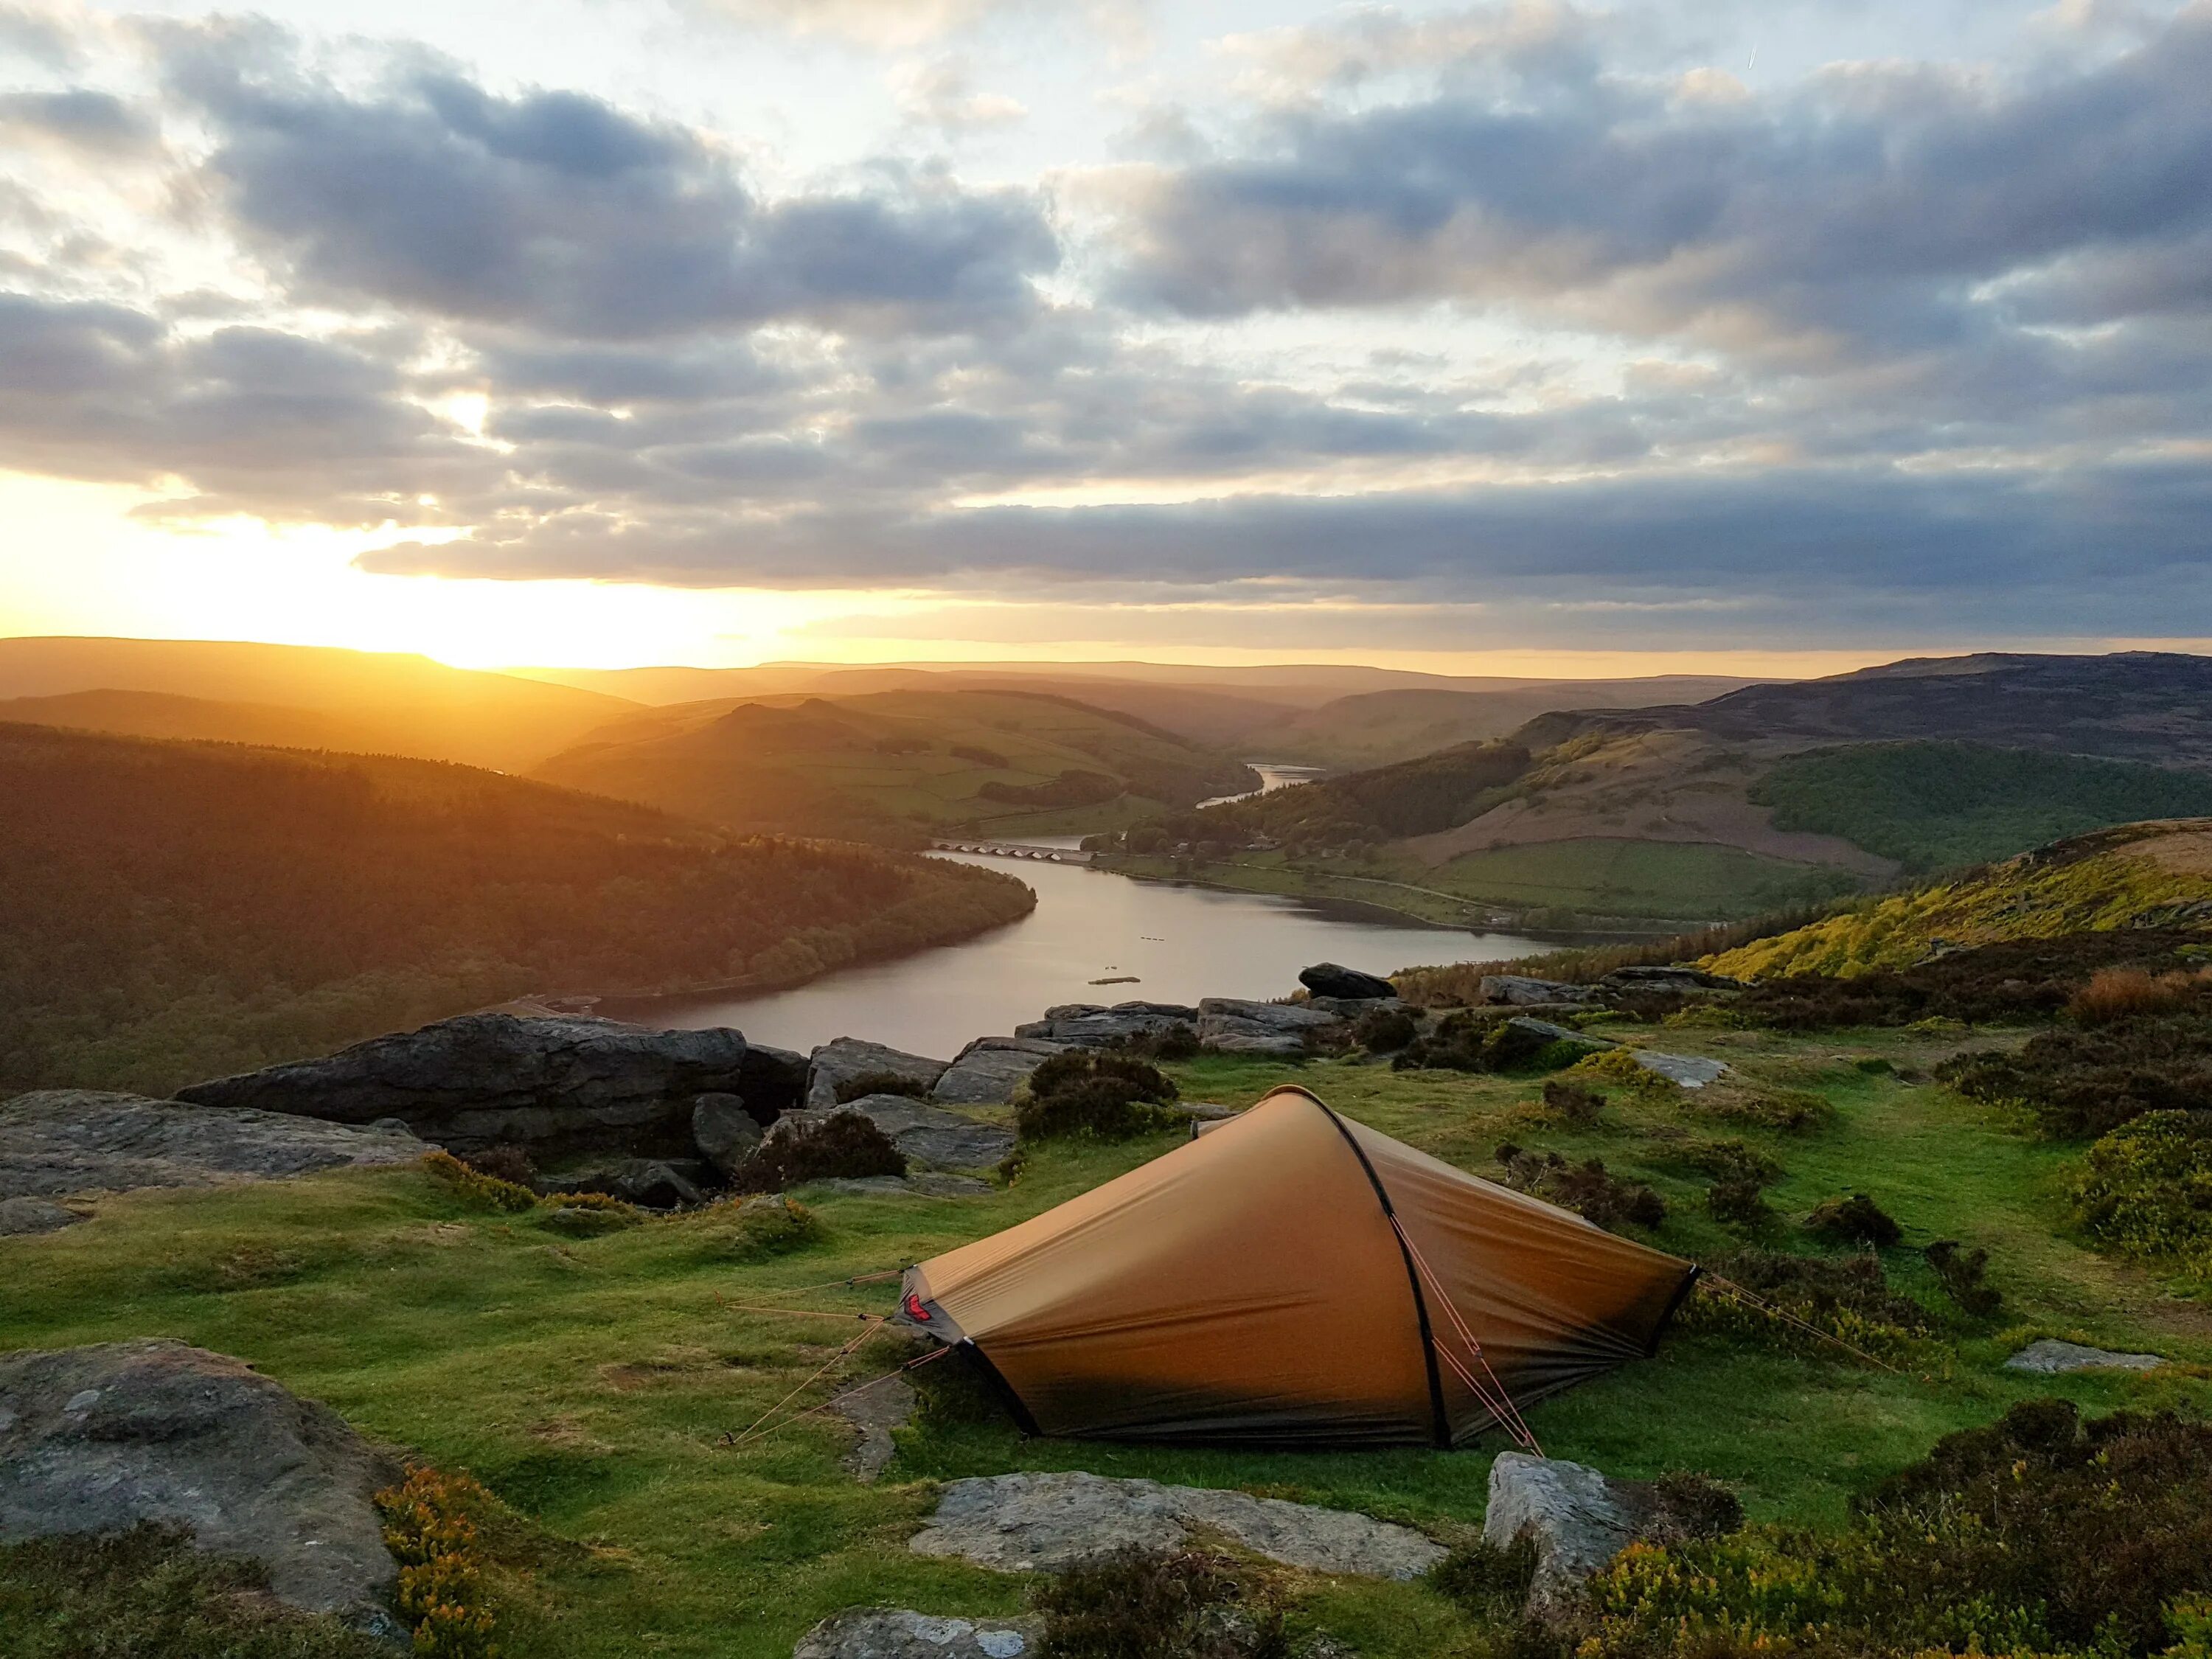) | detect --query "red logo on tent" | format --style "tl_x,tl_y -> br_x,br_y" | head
903,1292 -> 933,1323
